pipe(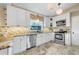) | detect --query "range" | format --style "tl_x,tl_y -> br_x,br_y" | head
54,29 -> 67,45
